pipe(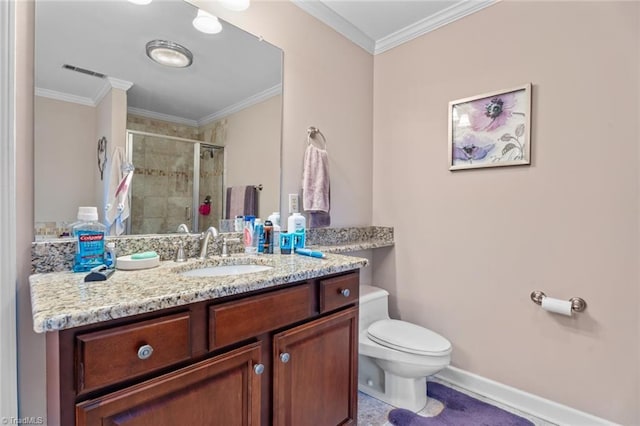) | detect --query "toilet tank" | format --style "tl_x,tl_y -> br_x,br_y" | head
359,285 -> 390,331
